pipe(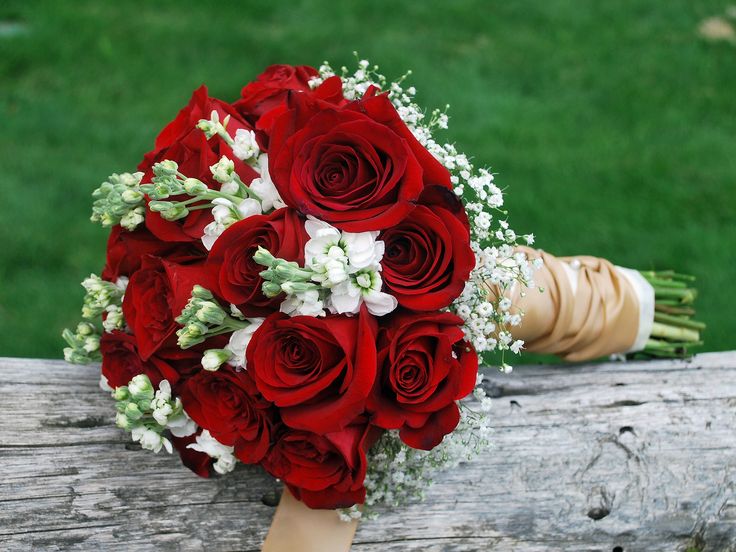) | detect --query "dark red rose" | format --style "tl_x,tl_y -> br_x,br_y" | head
206,207 -> 308,317
100,331 -> 163,388
121,256 -> 205,360
99,330 -> 202,388
170,431 -> 212,478
368,311 -> 478,450
102,225 -> 205,281
379,204 -> 474,311
246,309 -> 377,434
139,86 -> 258,243
234,64 -> 318,124
179,367 -> 274,464
267,92 -> 451,232
263,421 -> 382,509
